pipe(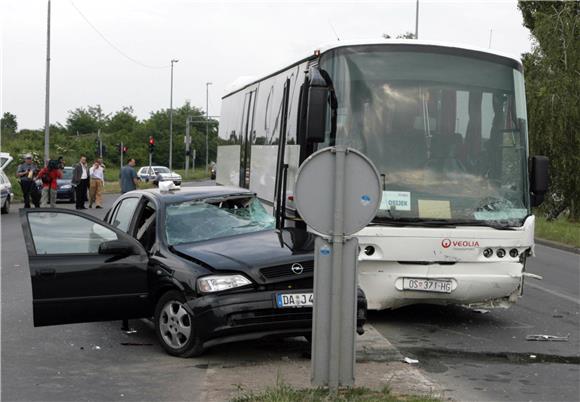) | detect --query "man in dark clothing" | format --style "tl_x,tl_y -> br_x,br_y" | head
15,154 -> 40,208
71,155 -> 89,209
120,158 -> 139,193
